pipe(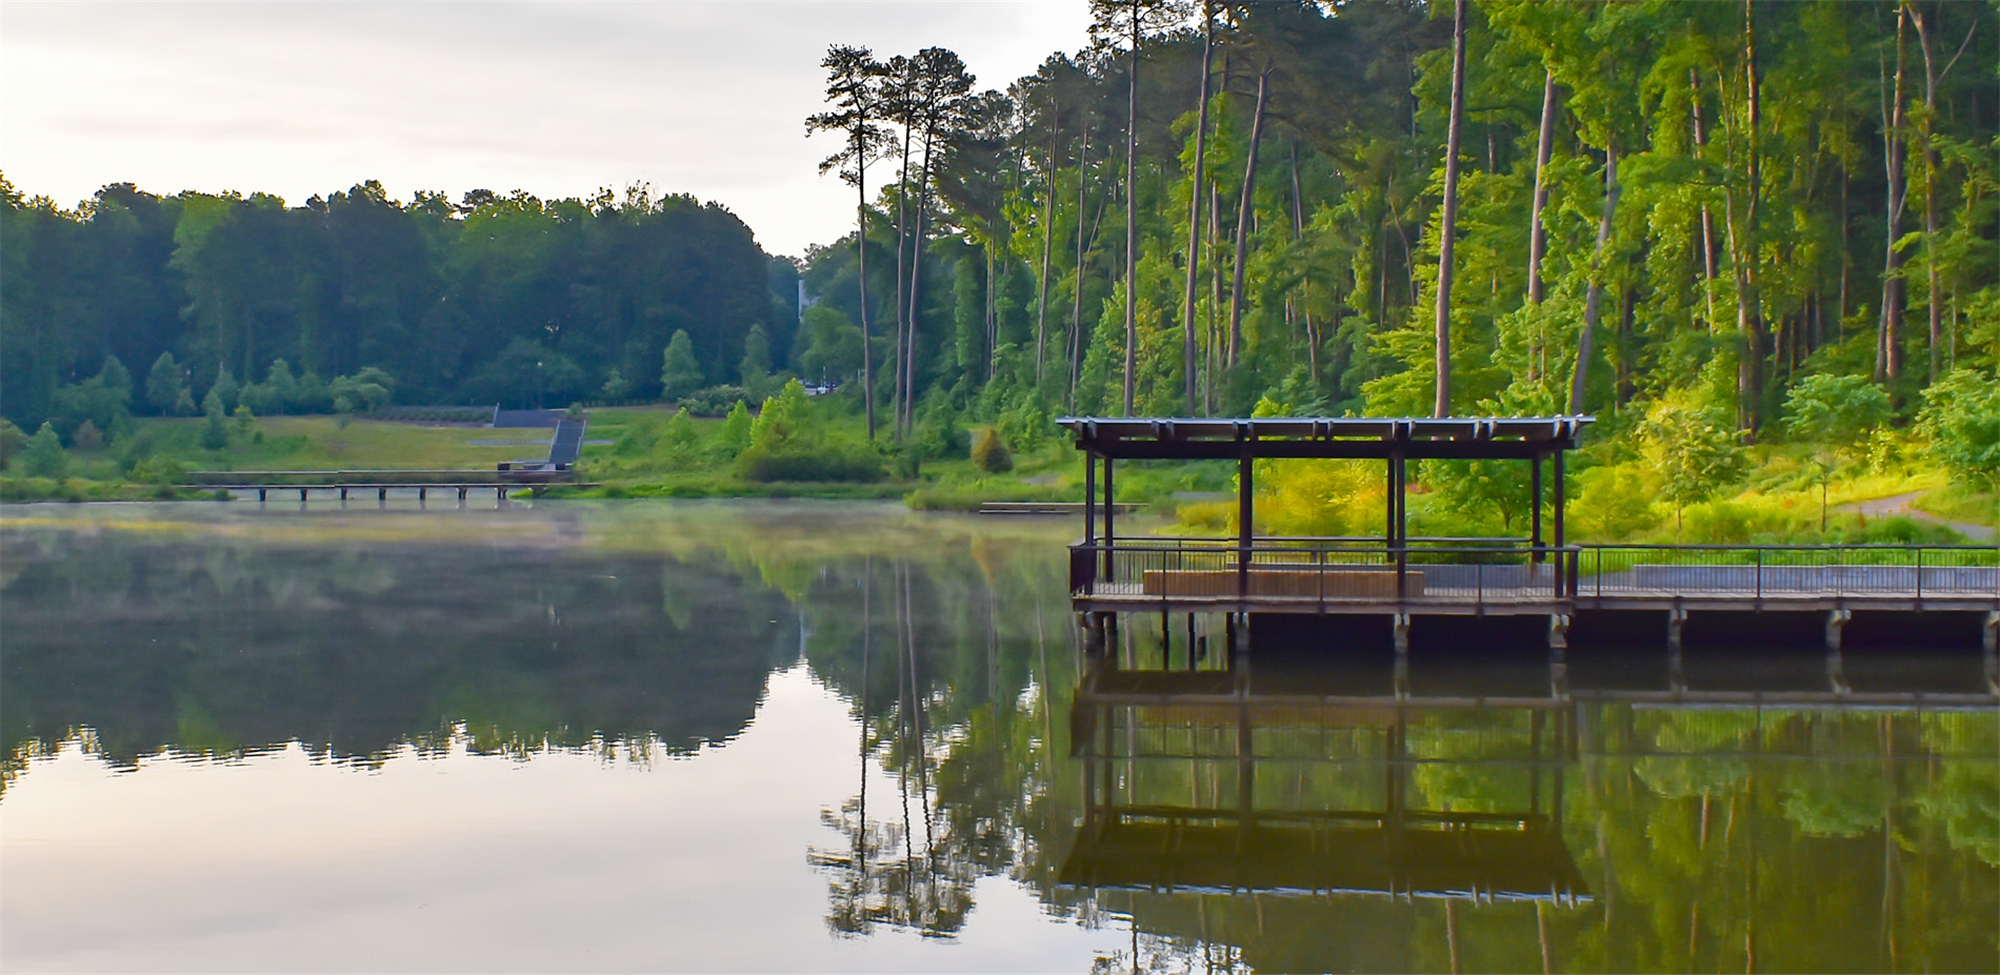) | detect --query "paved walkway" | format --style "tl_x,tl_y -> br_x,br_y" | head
1840,491 -> 1995,542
